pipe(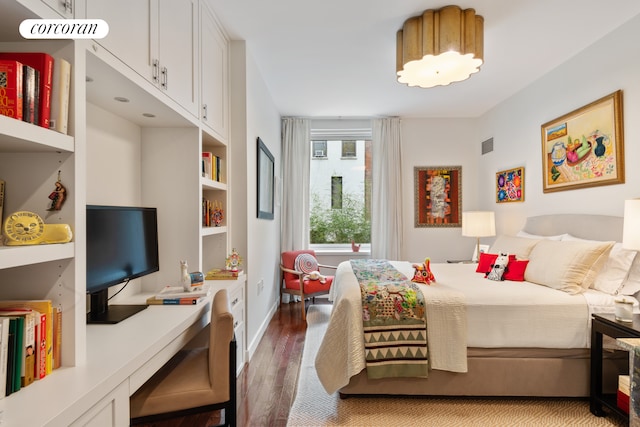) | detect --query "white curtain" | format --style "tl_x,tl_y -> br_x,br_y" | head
281,117 -> 311,251
371,117 -> 403,259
